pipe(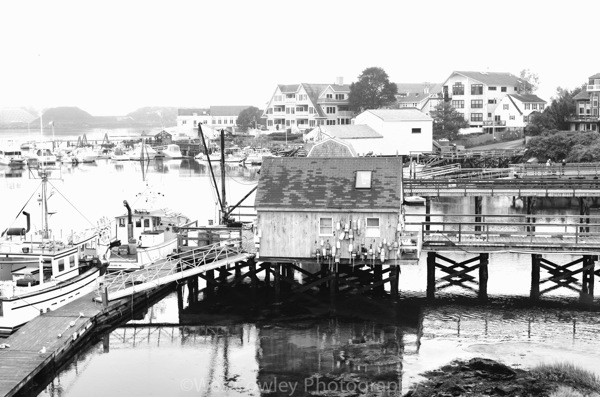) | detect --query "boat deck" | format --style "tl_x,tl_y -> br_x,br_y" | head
0,292 -> 102,397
